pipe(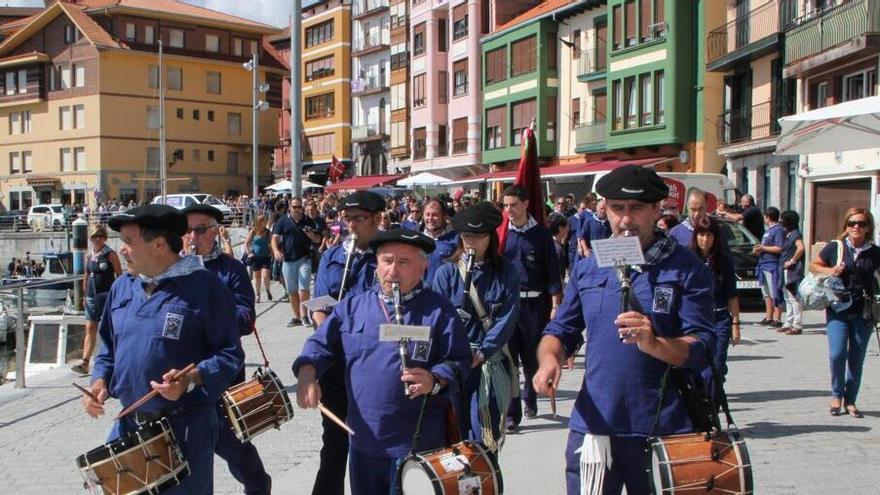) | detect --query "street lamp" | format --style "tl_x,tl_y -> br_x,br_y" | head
243,53 -> 270,200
